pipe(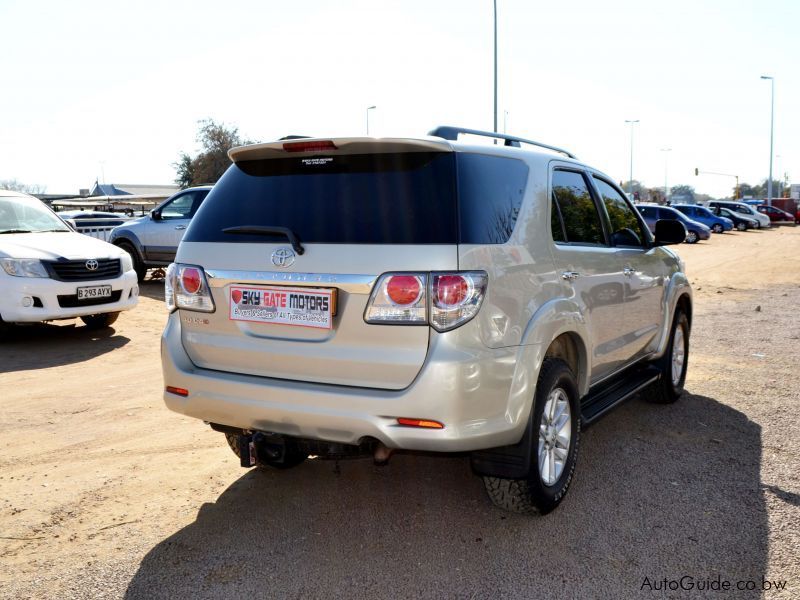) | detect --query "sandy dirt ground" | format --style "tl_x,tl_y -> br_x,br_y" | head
1,226 -> 799,599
